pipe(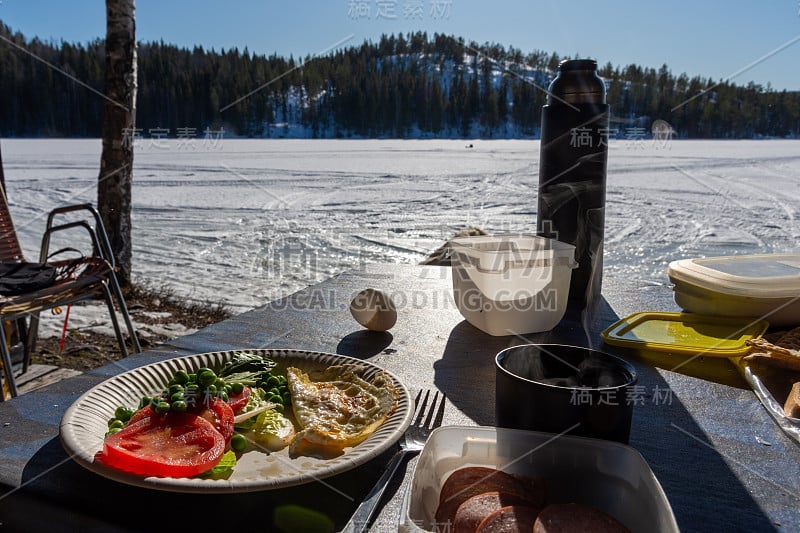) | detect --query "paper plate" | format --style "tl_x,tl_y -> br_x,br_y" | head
60,348 -> 413,493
